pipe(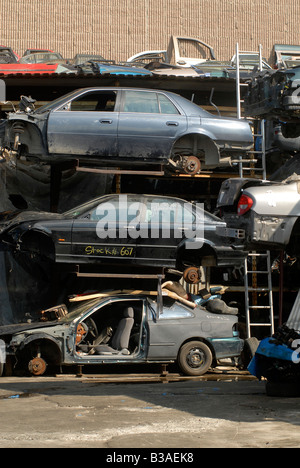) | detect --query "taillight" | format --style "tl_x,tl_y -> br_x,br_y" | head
237,194 -> 253,215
